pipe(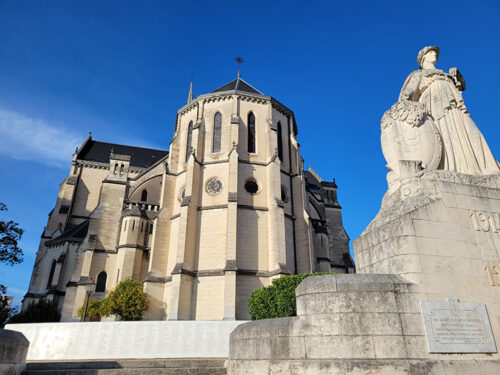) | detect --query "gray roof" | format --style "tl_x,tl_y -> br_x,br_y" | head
77,140 -> 168,169
45,220 -> 89,247
211,77 -> 263,95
